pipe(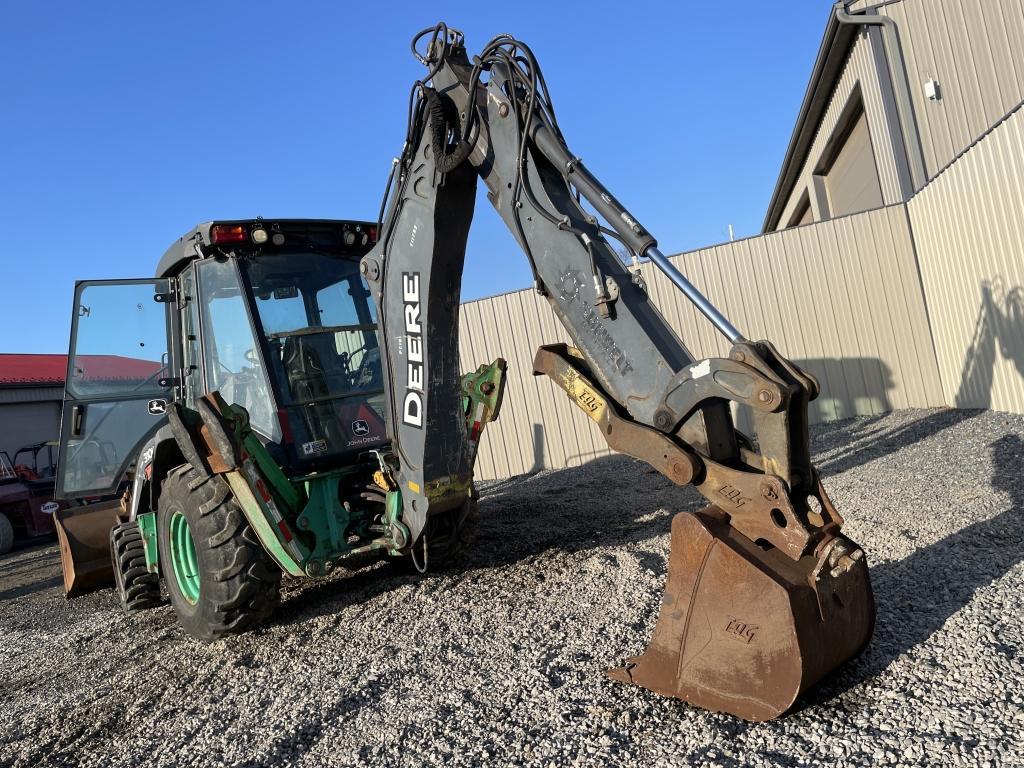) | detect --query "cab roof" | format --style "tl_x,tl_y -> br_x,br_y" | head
156,219 -> 377,278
